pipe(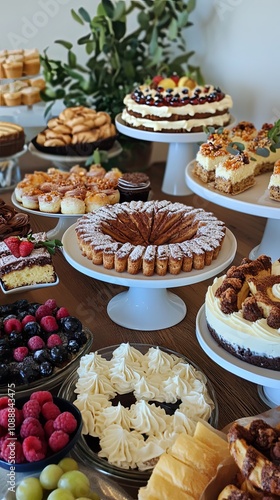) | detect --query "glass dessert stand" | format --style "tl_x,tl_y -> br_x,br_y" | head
196,305 -> 280,408
115,114 -> 235,196
28,140 -> 122,170
186,161 -> 280,262
11,192 -> 79,240
0,145 -> 28,192
62,223 -> 237,331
